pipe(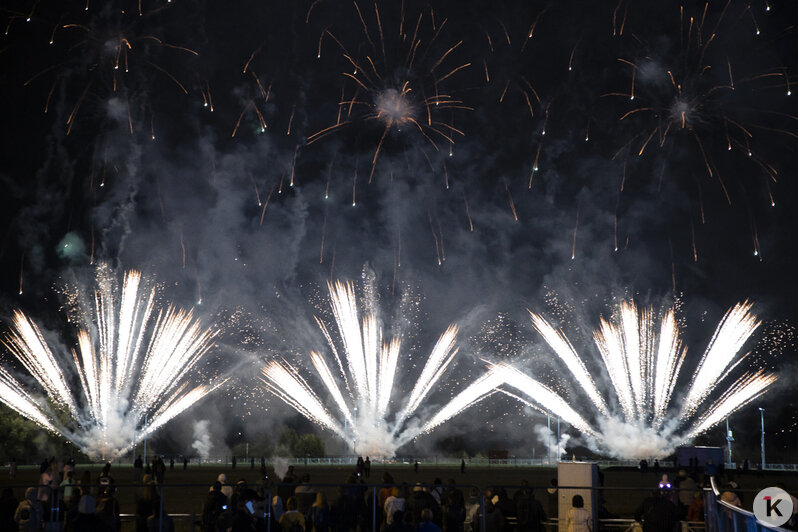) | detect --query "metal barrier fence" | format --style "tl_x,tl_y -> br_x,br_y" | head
0,480 -> 723,532
705,477 -> 790,532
